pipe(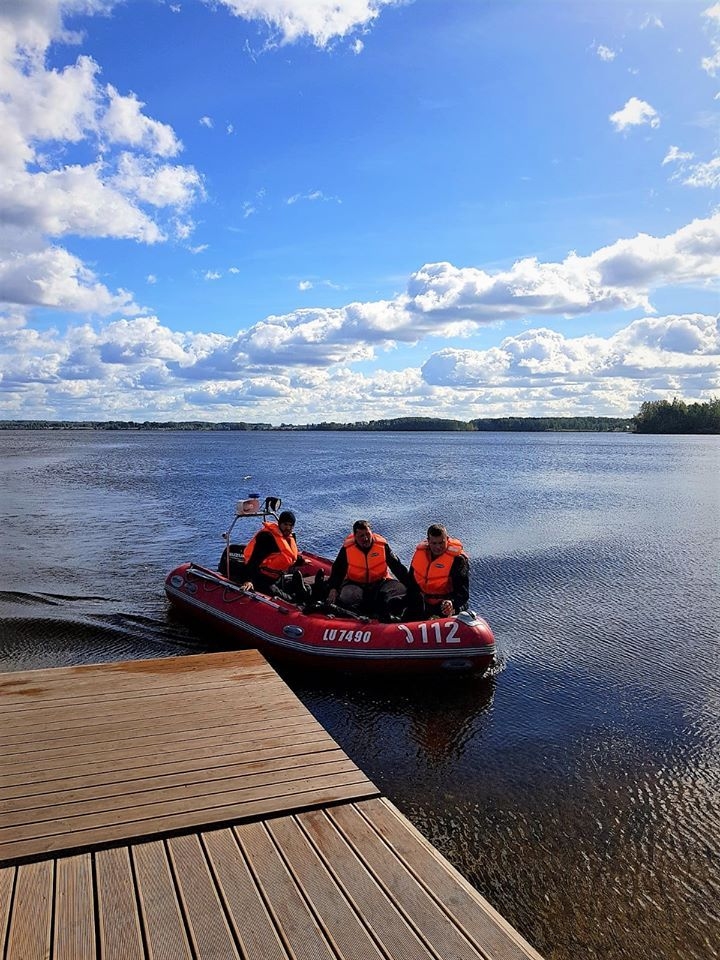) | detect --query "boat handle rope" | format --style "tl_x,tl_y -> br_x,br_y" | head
186,565 -> 289,614
222,587 -> 289,614
323,602 -> 370,623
